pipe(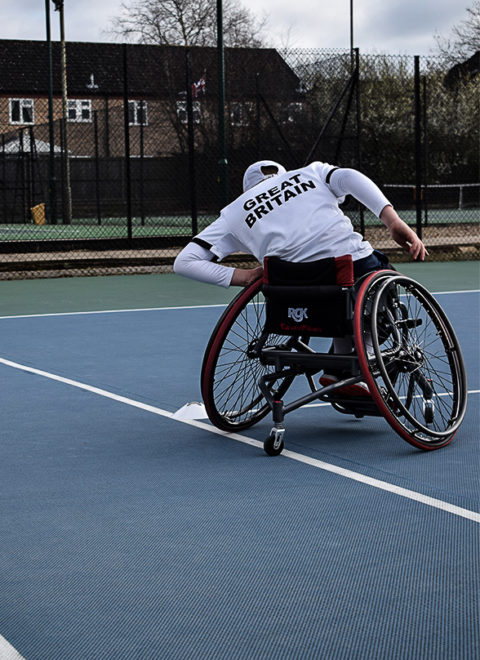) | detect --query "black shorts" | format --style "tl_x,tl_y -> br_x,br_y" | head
353,250 -> 392,279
